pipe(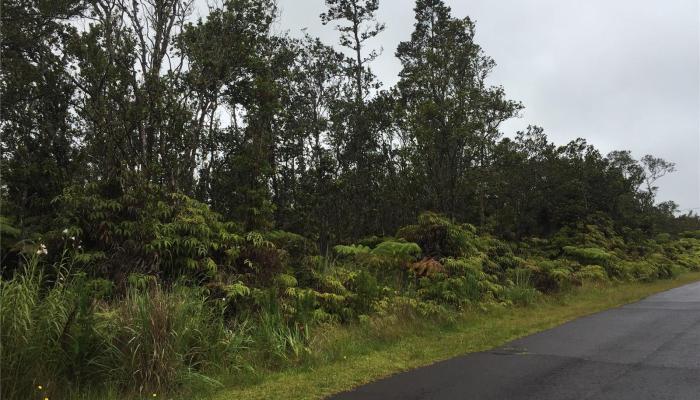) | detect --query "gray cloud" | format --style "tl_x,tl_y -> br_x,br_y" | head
203,0 -> 700,212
